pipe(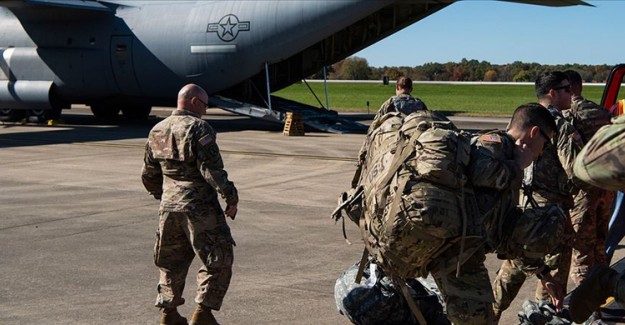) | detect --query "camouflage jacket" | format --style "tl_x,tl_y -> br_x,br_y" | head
367,94 -> 427,134
524,105 -> 583,209
574,114 -> 625,192
468,130 -> 523,251
141,110 -> 238,212
564,95 -> 613,143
